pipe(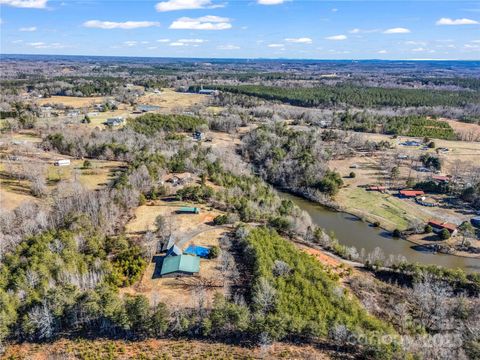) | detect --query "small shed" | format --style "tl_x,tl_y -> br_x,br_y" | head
54,159 -> 71,166
166,244 -> 182,257
177,207 -> 200,214
160,255 -> 200,277
367,186 -> 387,192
